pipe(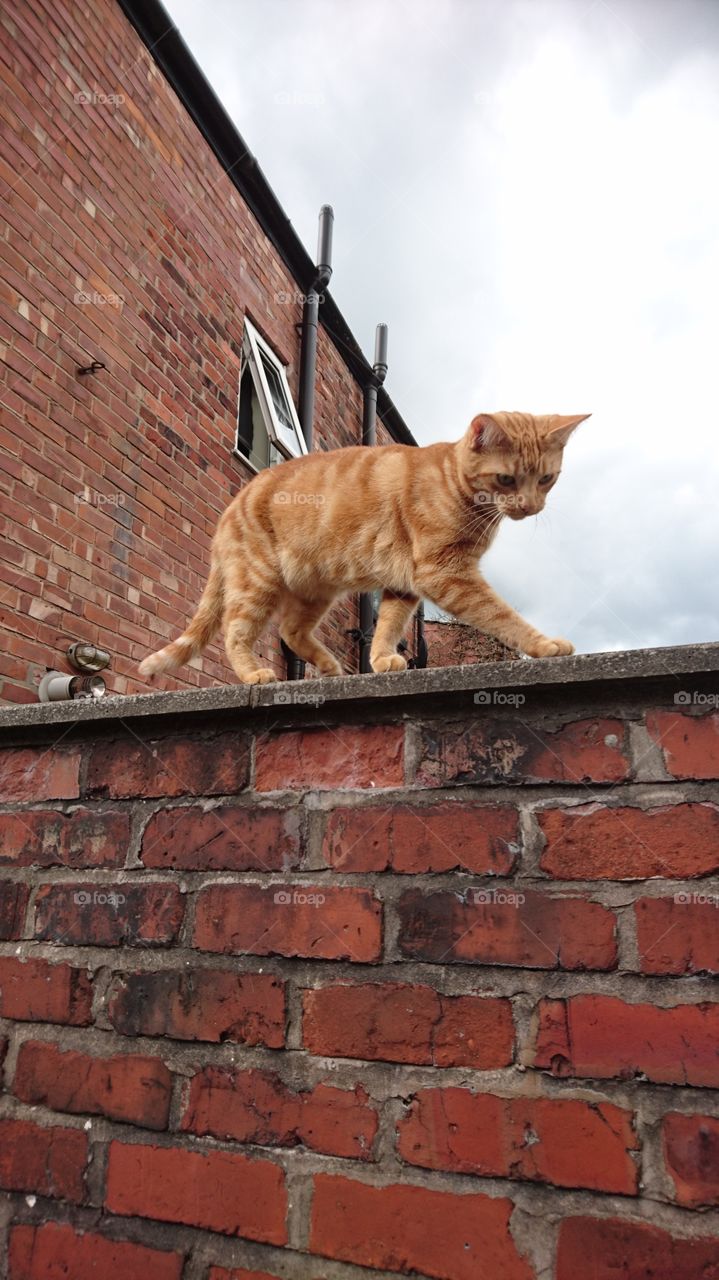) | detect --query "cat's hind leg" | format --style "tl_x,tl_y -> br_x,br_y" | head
278,592 -> 343,677
370,590 -> 419,673
222,567 -> 279,684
